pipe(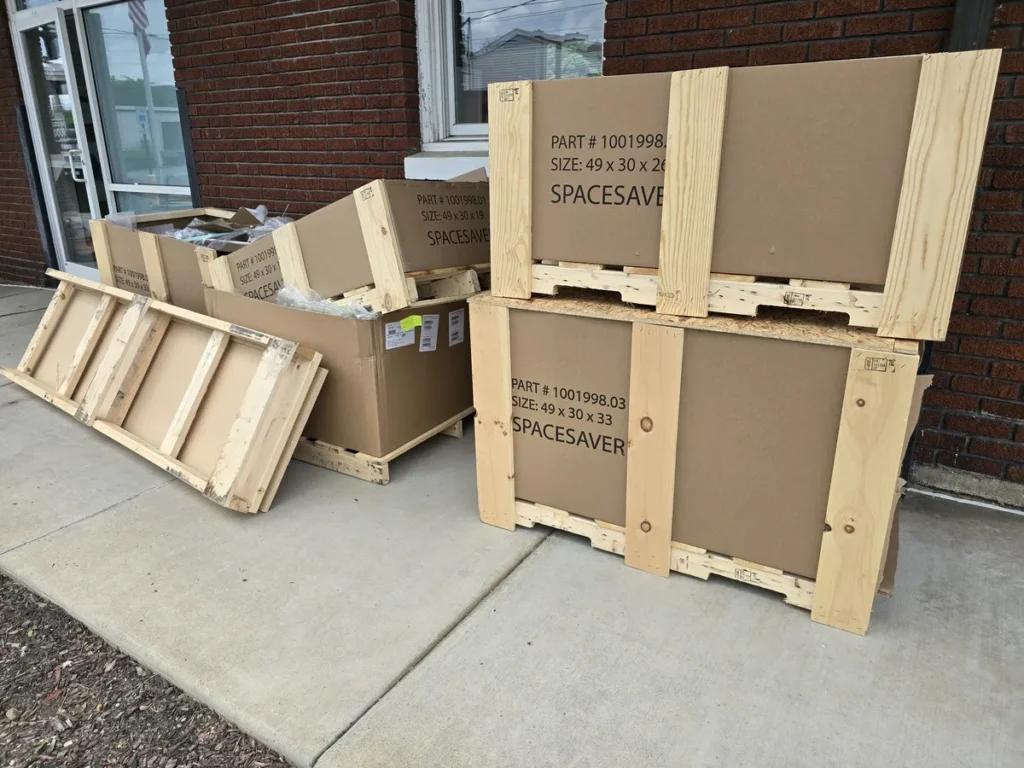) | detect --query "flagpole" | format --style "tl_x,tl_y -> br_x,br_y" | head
135,26 -> 162,182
